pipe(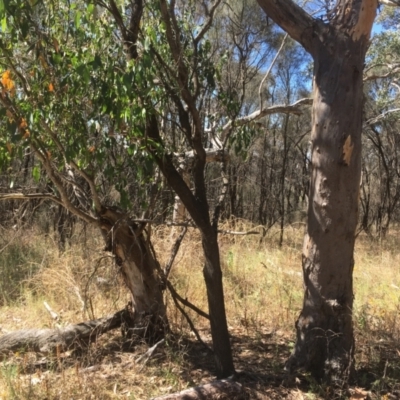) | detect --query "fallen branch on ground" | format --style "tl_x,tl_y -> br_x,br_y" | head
0,308 -> 132,354
151,379 -> 244,400
136,338 -> 165,369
